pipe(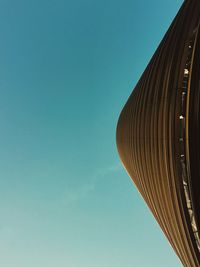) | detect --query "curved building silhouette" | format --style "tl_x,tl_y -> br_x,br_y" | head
116,0 -> 200,266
